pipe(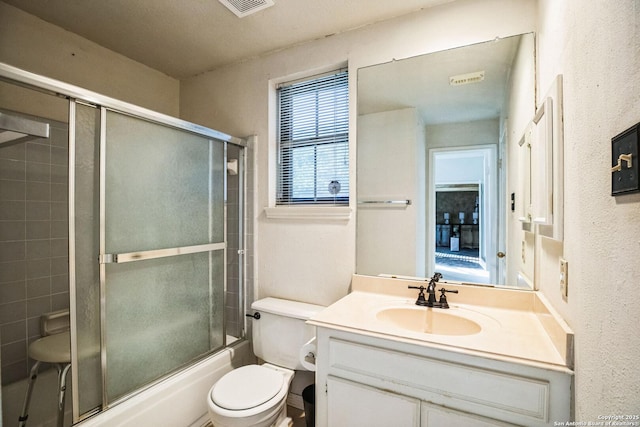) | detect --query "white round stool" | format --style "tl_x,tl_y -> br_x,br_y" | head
18,331 -> 71,427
